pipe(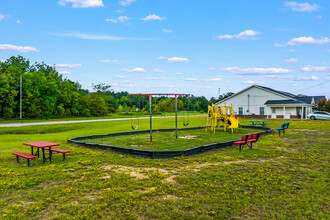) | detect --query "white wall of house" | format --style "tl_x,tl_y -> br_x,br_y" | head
218,87 -> 291,116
